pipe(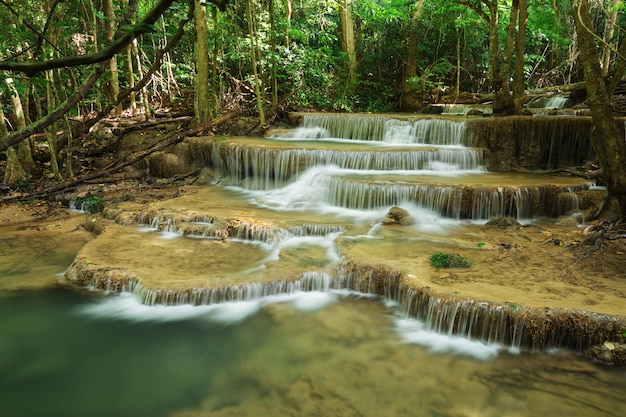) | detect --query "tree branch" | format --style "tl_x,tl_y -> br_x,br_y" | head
0,63 -> 107,153
0,0 -> 178,75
